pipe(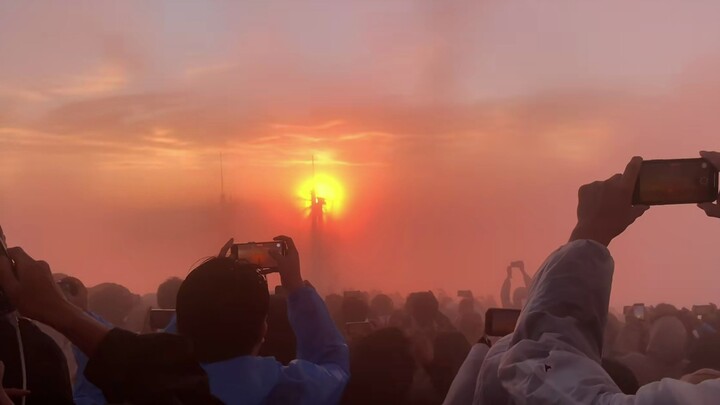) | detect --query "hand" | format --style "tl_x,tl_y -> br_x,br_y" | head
0,247 -> 74,327
270,235 -> 304,293
0,362 -> 30,405
570,157 -> 650,246
697,151 -> 720,219
680,368 -> 720,384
